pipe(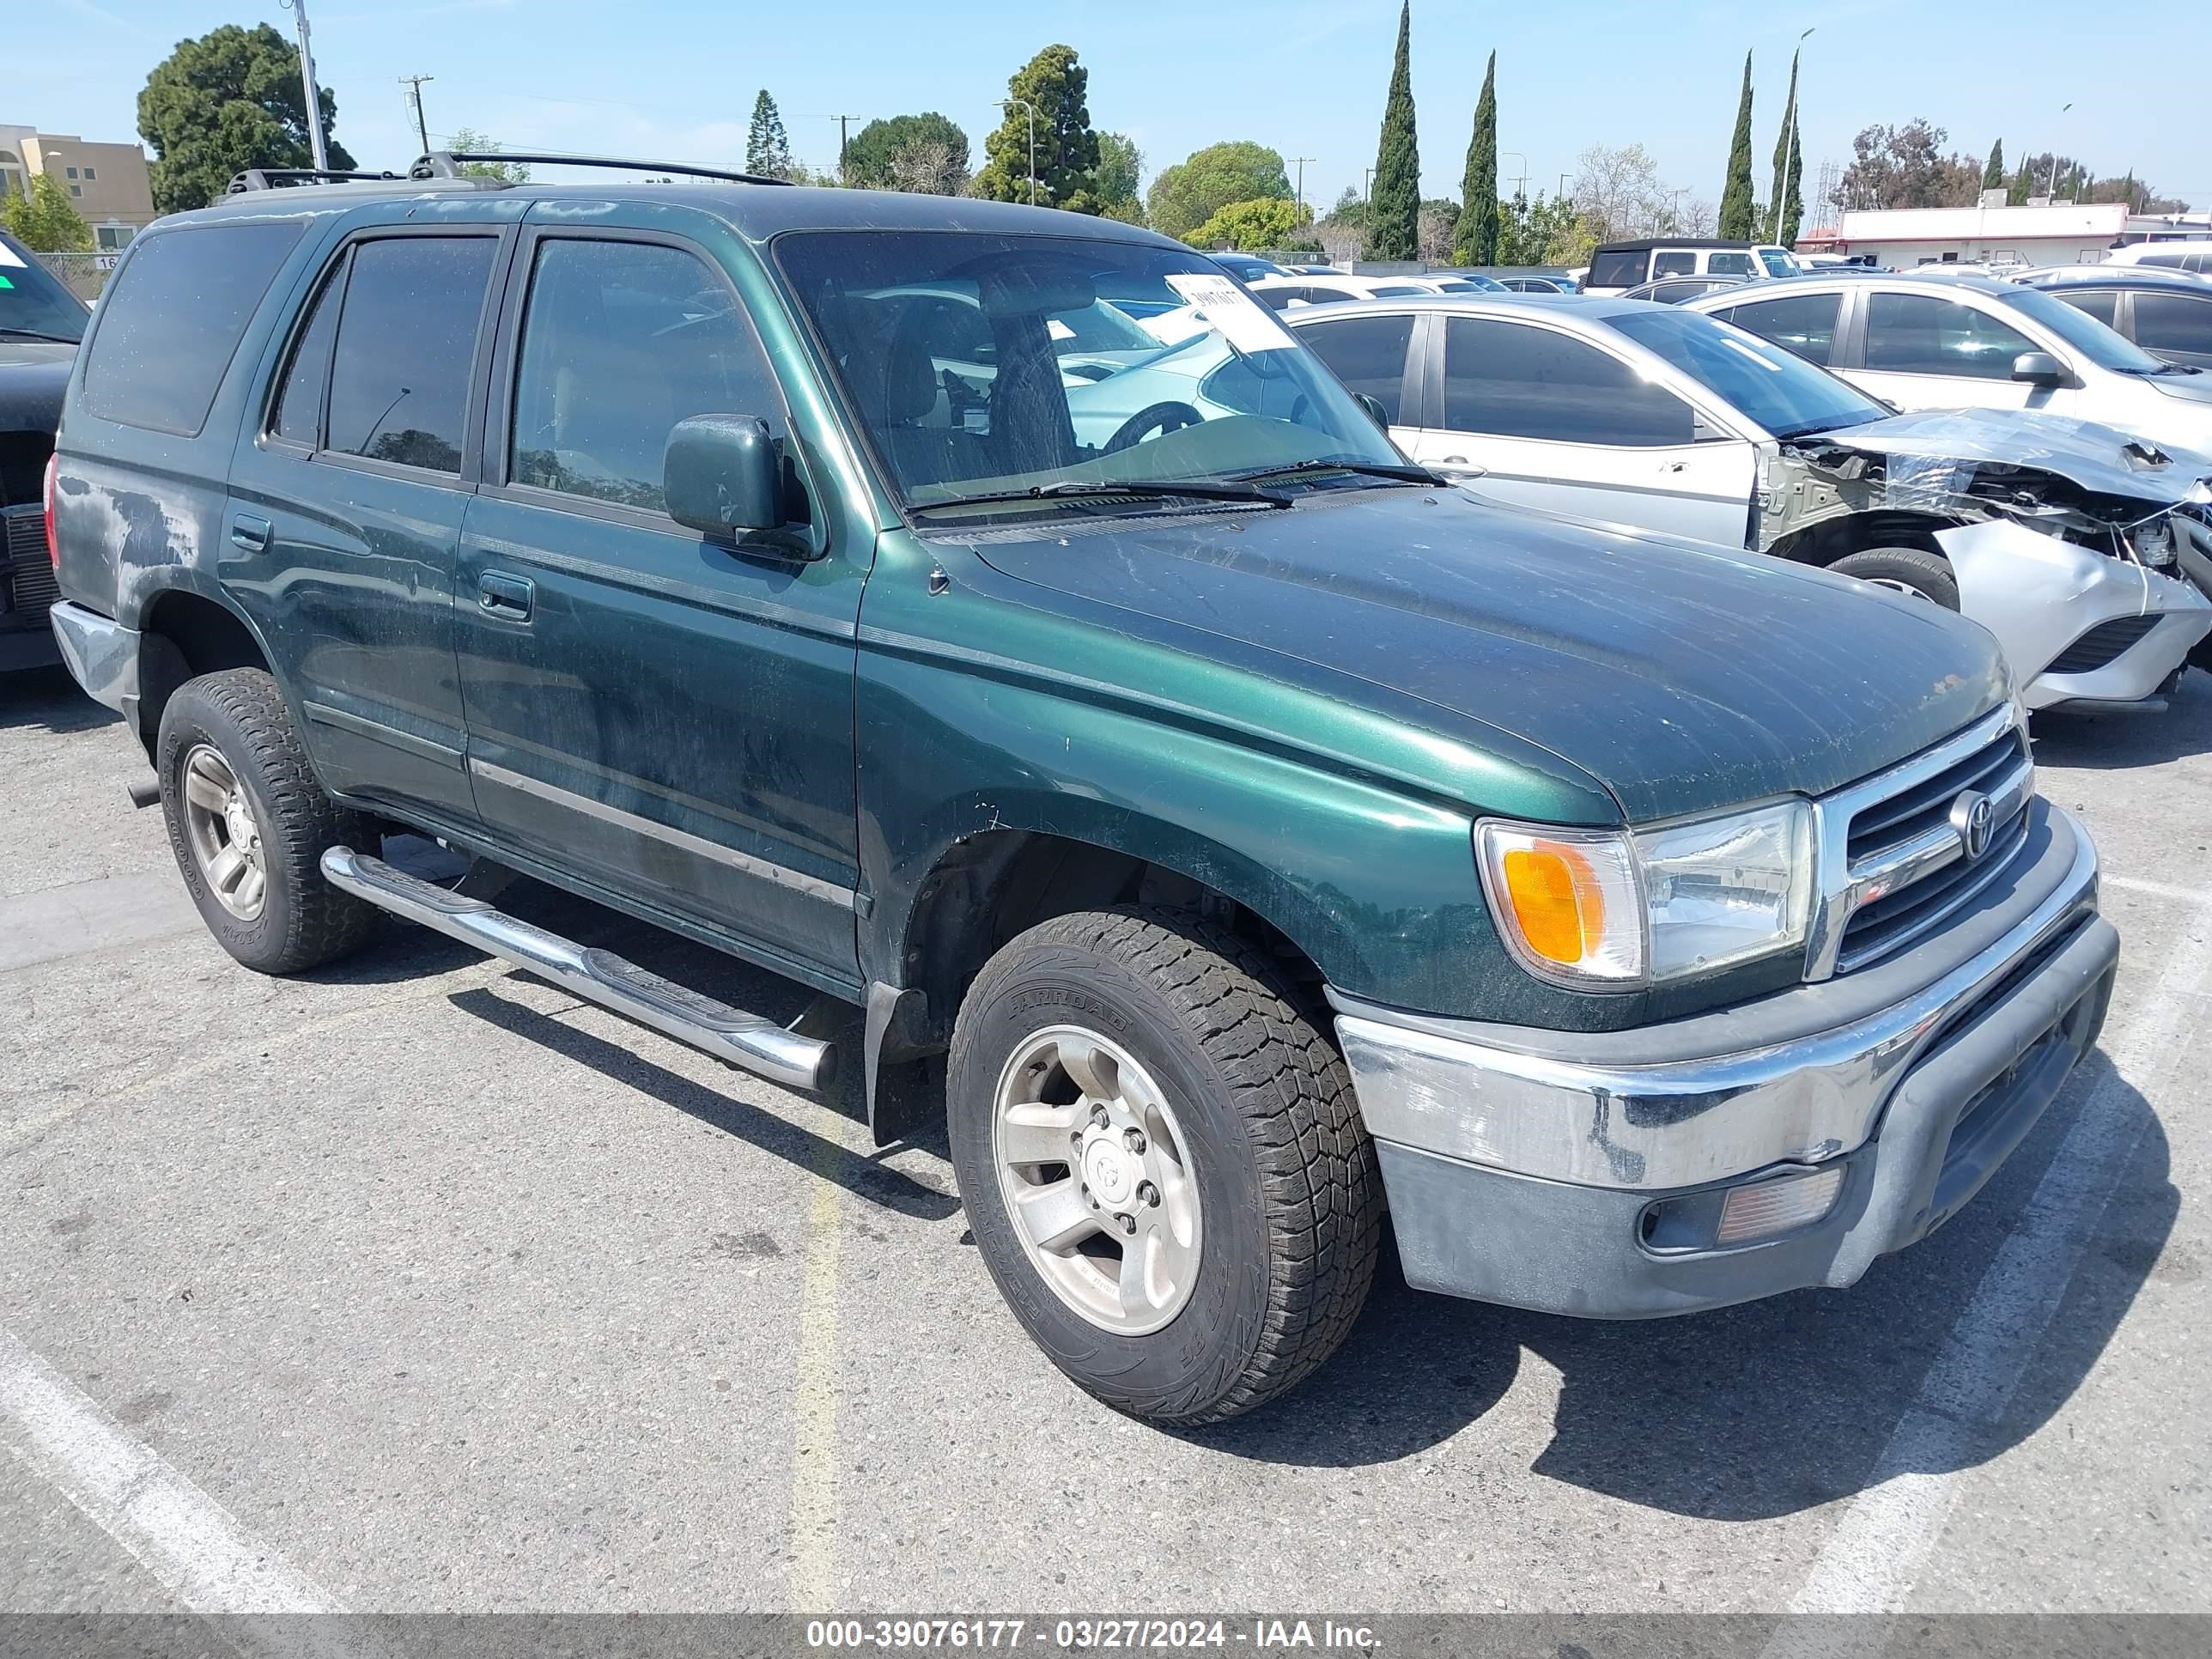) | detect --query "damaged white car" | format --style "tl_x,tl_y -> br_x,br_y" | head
1291,295 -> 2212,713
